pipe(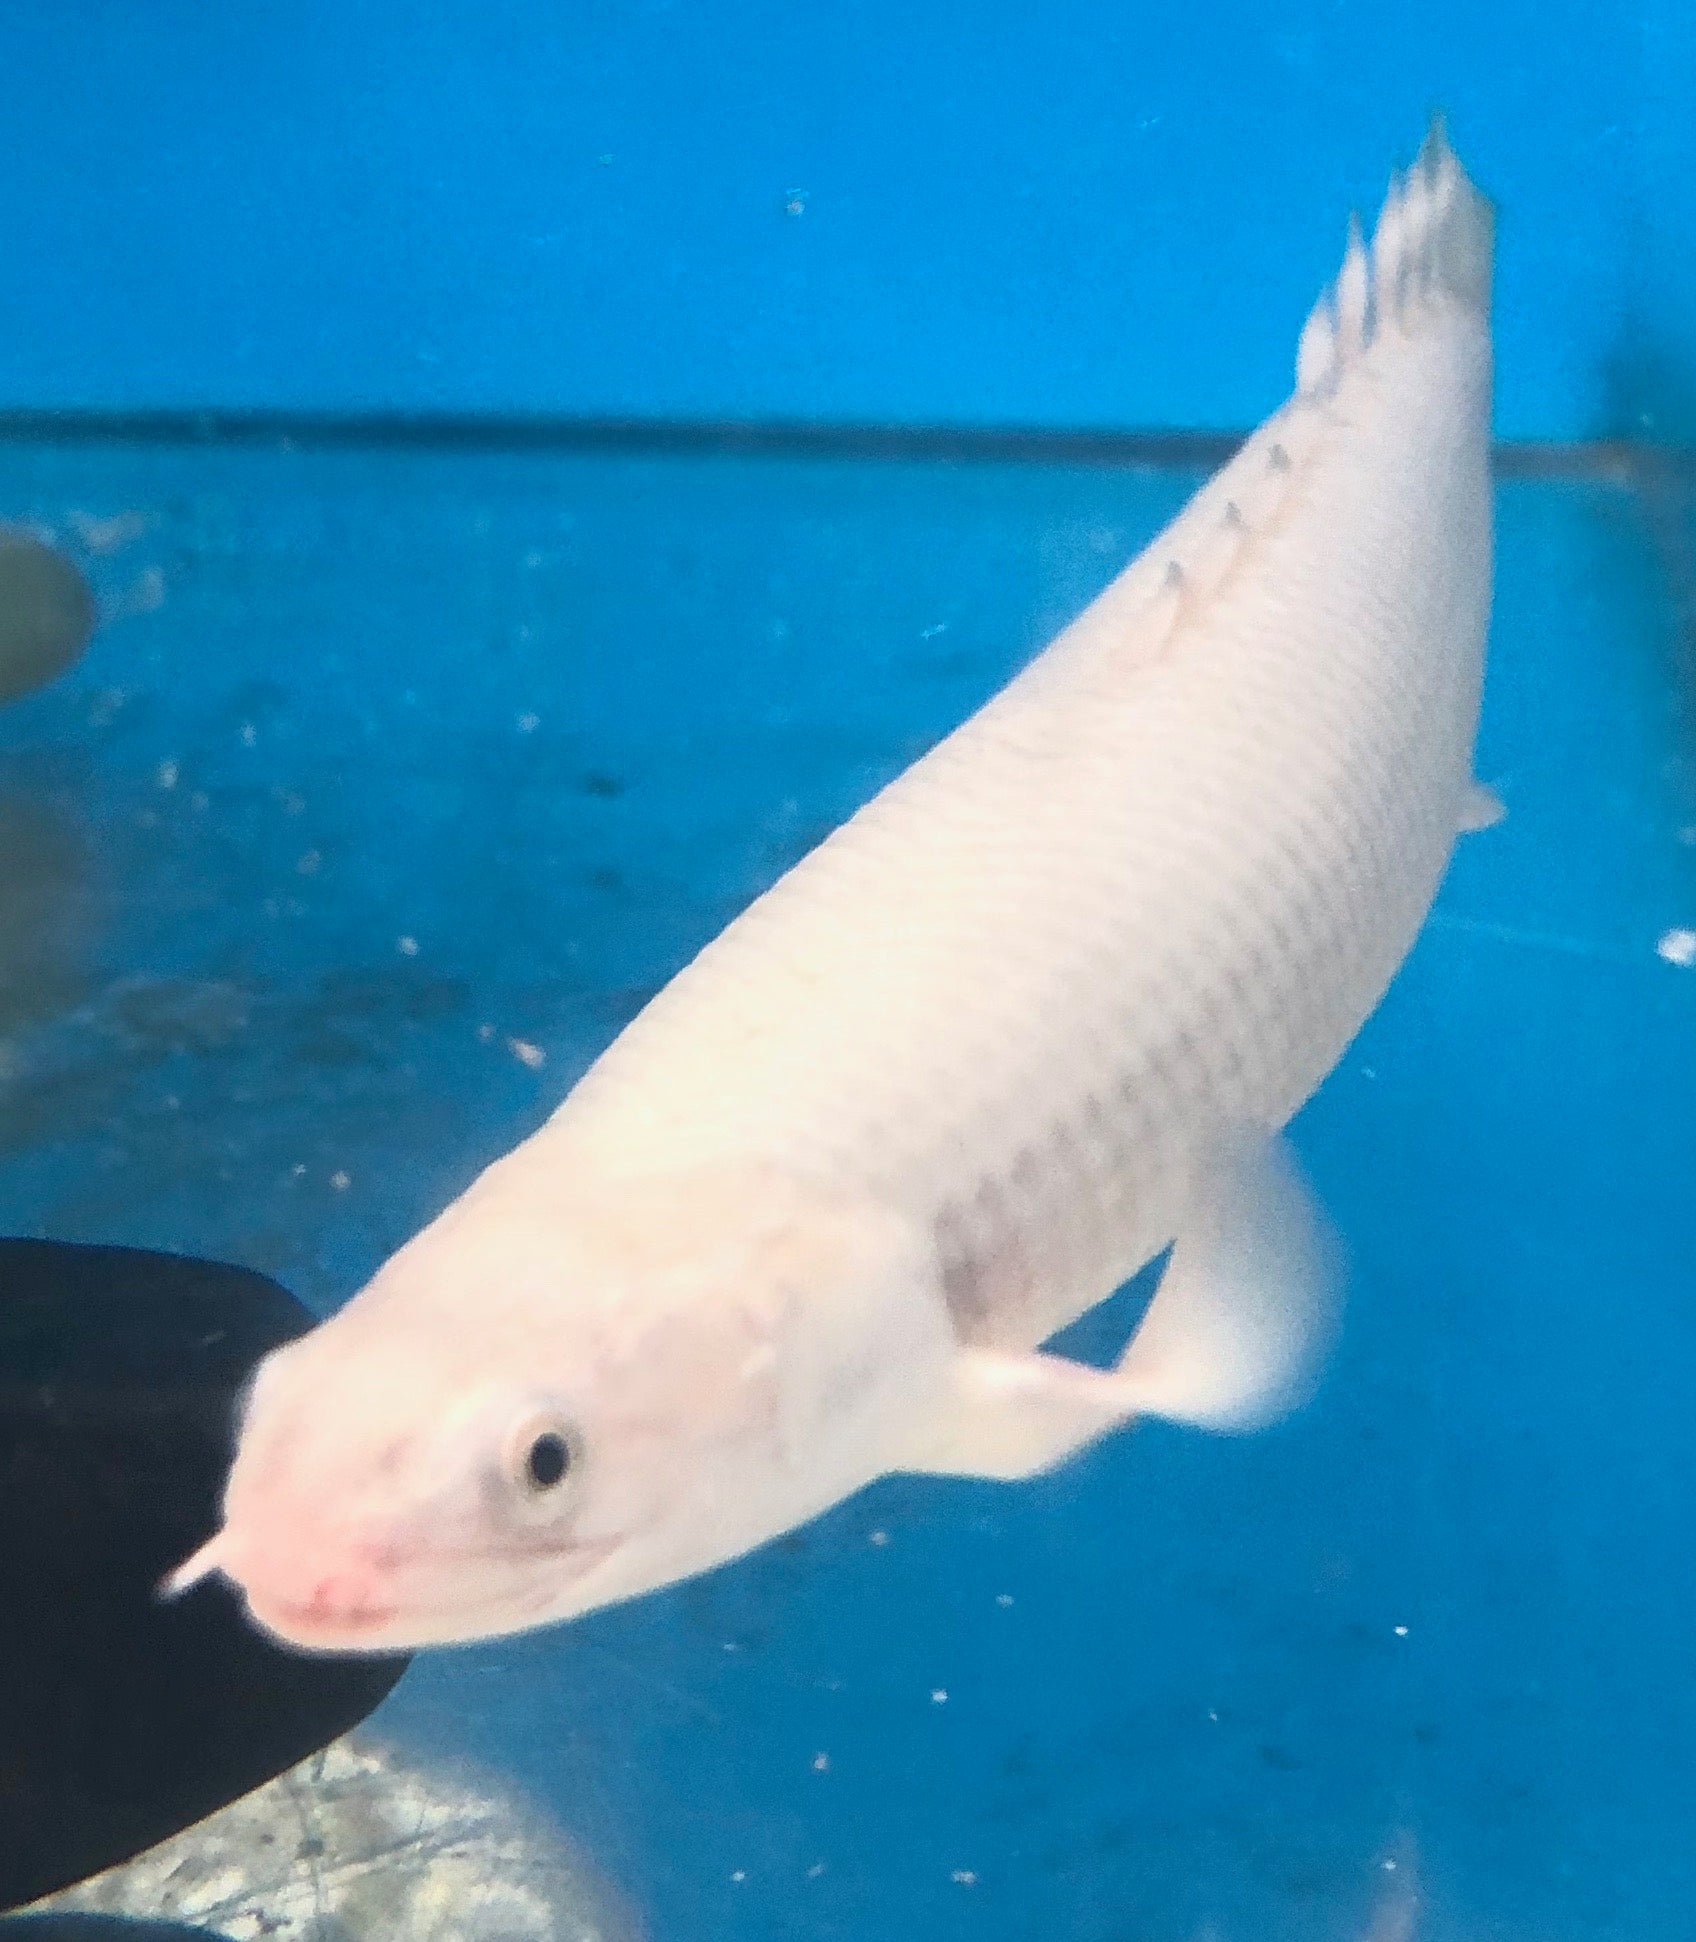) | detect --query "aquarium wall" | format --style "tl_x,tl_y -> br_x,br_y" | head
0,0 -> 1690,438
